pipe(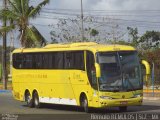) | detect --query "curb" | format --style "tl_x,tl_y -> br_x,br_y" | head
143,97 -> 160,100
0,90 -> 11,93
